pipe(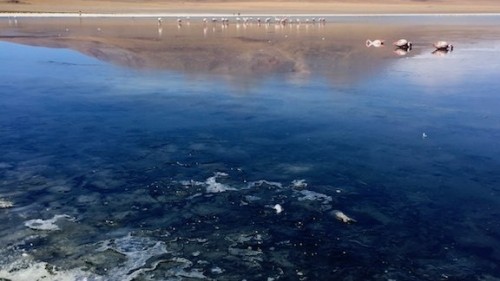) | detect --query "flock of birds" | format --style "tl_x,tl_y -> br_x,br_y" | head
366,38 -> 454,55
157,17 -> 455,55
6,15 -> 455,56
158,16 -> 328,27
